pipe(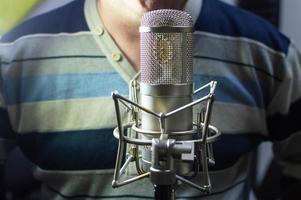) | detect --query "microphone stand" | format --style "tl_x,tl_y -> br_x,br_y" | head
154,185 -> 174,200
150,138 -> 191,200
111,80 -> 221,198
